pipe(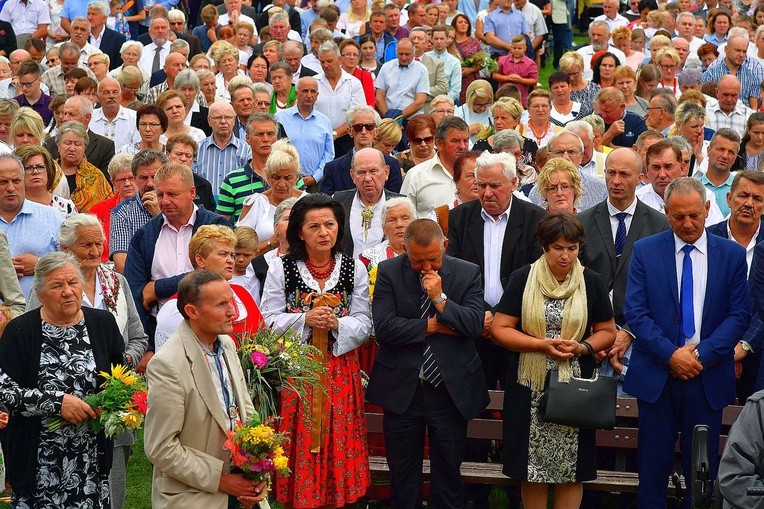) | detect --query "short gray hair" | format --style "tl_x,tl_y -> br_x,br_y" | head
273,196 -> 299,228
170,38 -> 190,53
108,152 -> 134,180
33,252 -> 83,296
97,76 -> 120,94
475,151 -> 516,181
676,11 -> 695,24
493,129 -> 523,153
381,197 -> 416,225
71,16 -> 91,31
65,95 -> 94,117
0,154 -> 23,176
58,213 -> 104,249
548,131 -> 585,153
565,120 -> 594,142
55,121 -> 90,146
664,176 -> 707,206
120,40 -> 143,57
665,135 -> 692,155
345,105 -> 381,126
168,8 -> 186,21
710,127 -> 741,148
87,1 -> 109,16
269,11 -> 289,26
317,40 -> 340,57
283,40 -> 304,55
589,20 -> 610,34
174,69 -> 200,91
